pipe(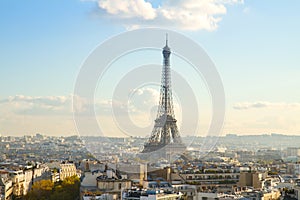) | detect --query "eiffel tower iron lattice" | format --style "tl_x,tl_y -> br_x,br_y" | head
142,35 -> 186,155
